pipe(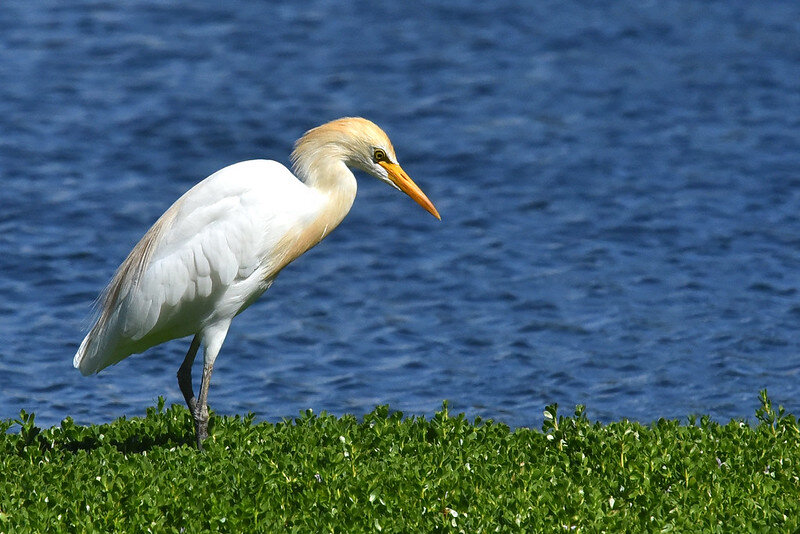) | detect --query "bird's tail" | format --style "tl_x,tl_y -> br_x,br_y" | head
74,318 -> 125,376
74,329 -> 104,376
